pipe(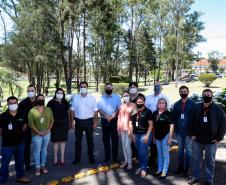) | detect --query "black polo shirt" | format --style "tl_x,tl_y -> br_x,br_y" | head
18,97 -> 36,123
0,110 -> 25,147
153,110 -> 173,140
131,108 -> 153,134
